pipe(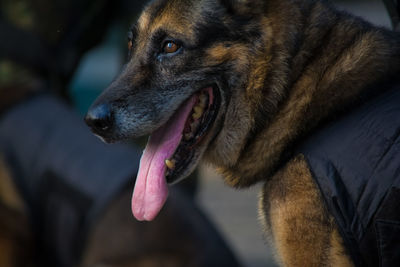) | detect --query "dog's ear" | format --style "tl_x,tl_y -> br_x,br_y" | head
219,0 -> 266,15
